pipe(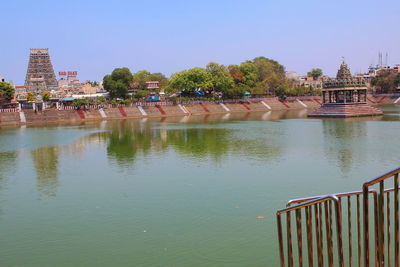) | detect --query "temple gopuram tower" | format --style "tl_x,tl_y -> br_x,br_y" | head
24,48 -> 58,94
308,61 -> 383,117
